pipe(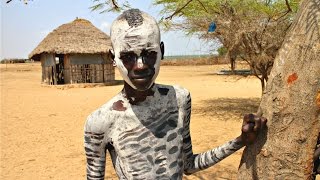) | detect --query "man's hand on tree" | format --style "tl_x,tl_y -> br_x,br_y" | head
239,114 -> 267,145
